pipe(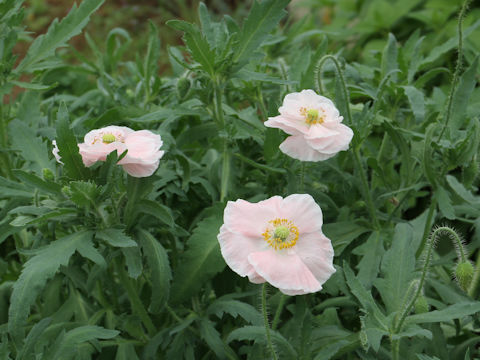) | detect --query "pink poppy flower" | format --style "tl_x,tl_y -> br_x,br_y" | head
53,126 -> 164,177
217,194 -> 335,295
264,89 -> 353,161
